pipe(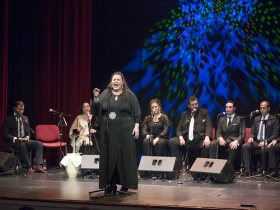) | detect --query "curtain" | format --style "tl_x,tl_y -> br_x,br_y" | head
34,0 -> 92,126
0,0 -> 9,152
1,0 -> 92,156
